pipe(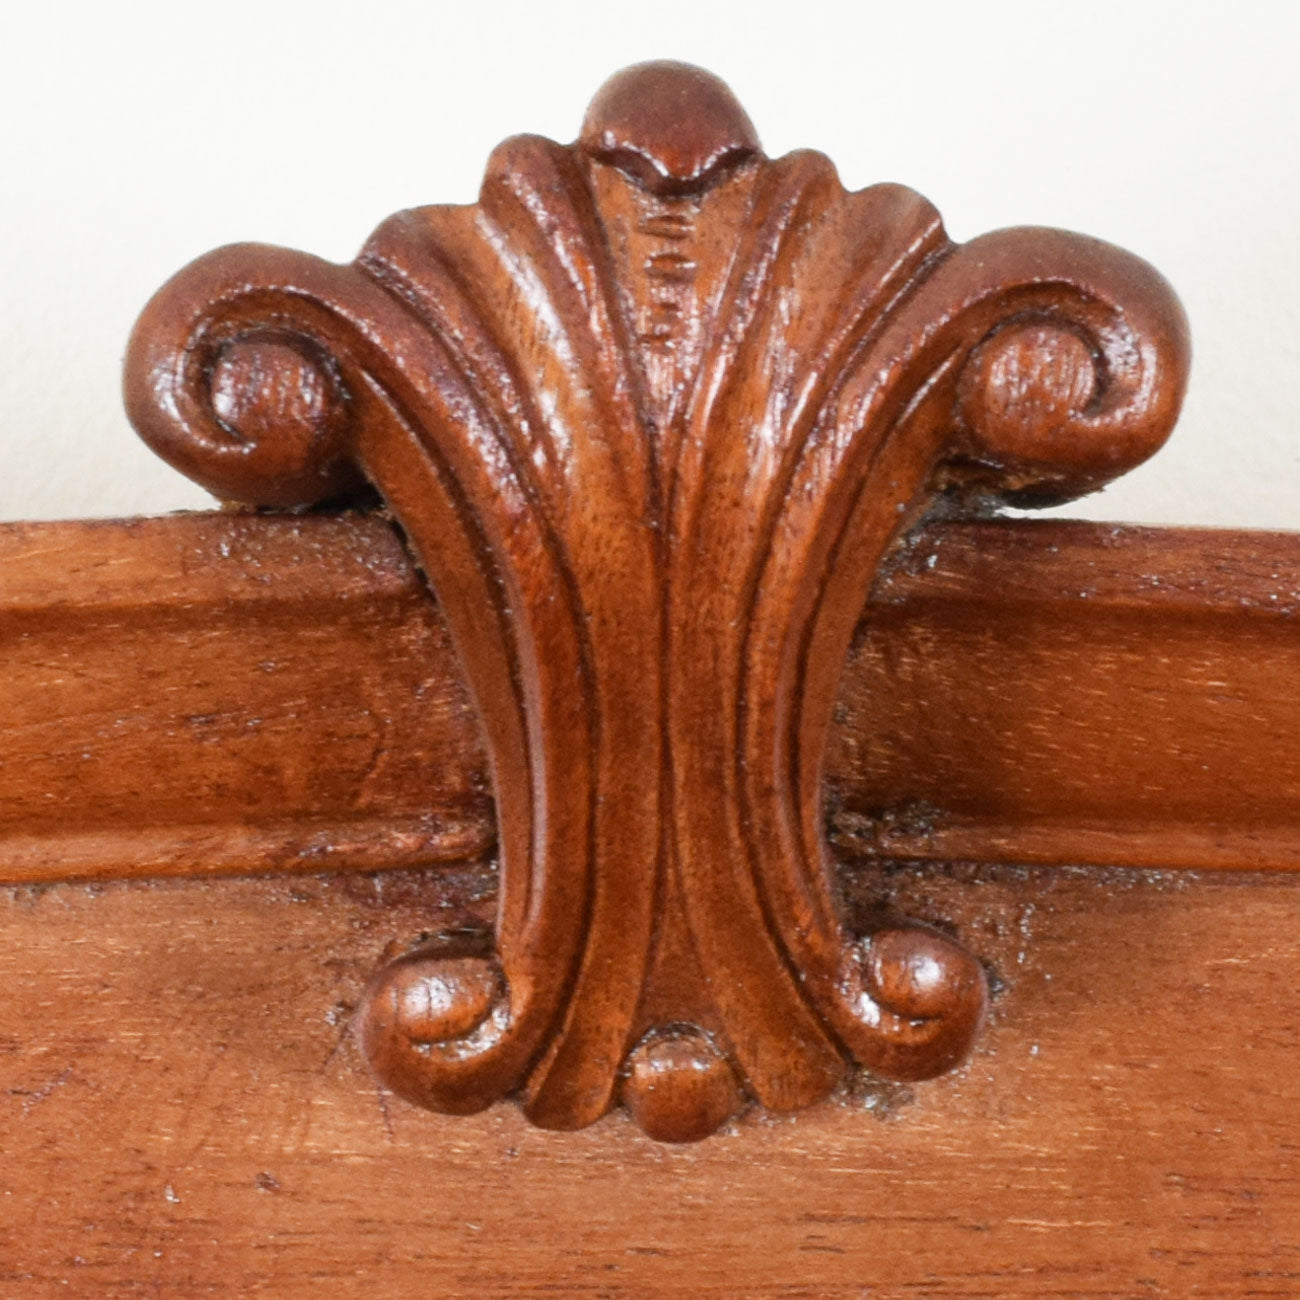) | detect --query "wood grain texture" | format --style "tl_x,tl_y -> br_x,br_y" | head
833,516 -> 1300,872
2,861 -> 1299,1296
3,511 -> 1296,885
3,46 -> 1292,1298
0,513 -> 490,882
118,59 -> 1189,1138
